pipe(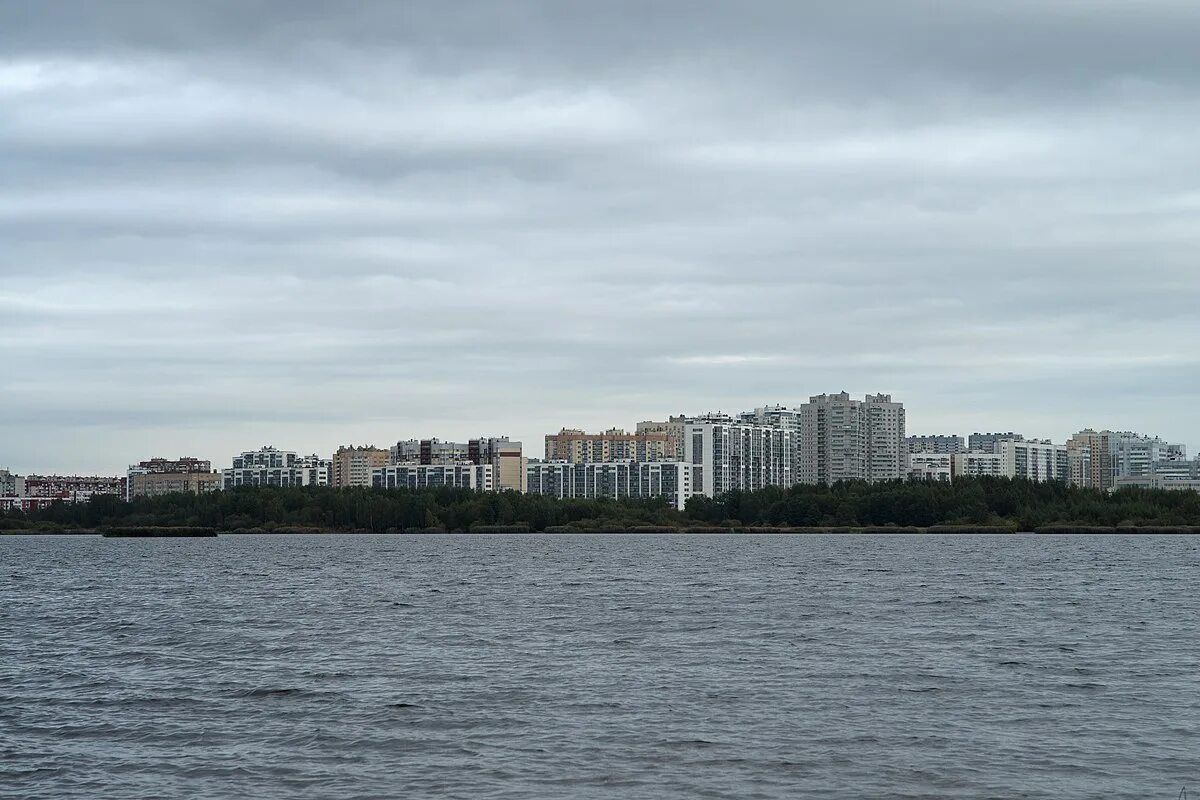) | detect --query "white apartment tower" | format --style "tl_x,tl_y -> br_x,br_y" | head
682,414 -> 794,497
799,392 -> 905,484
